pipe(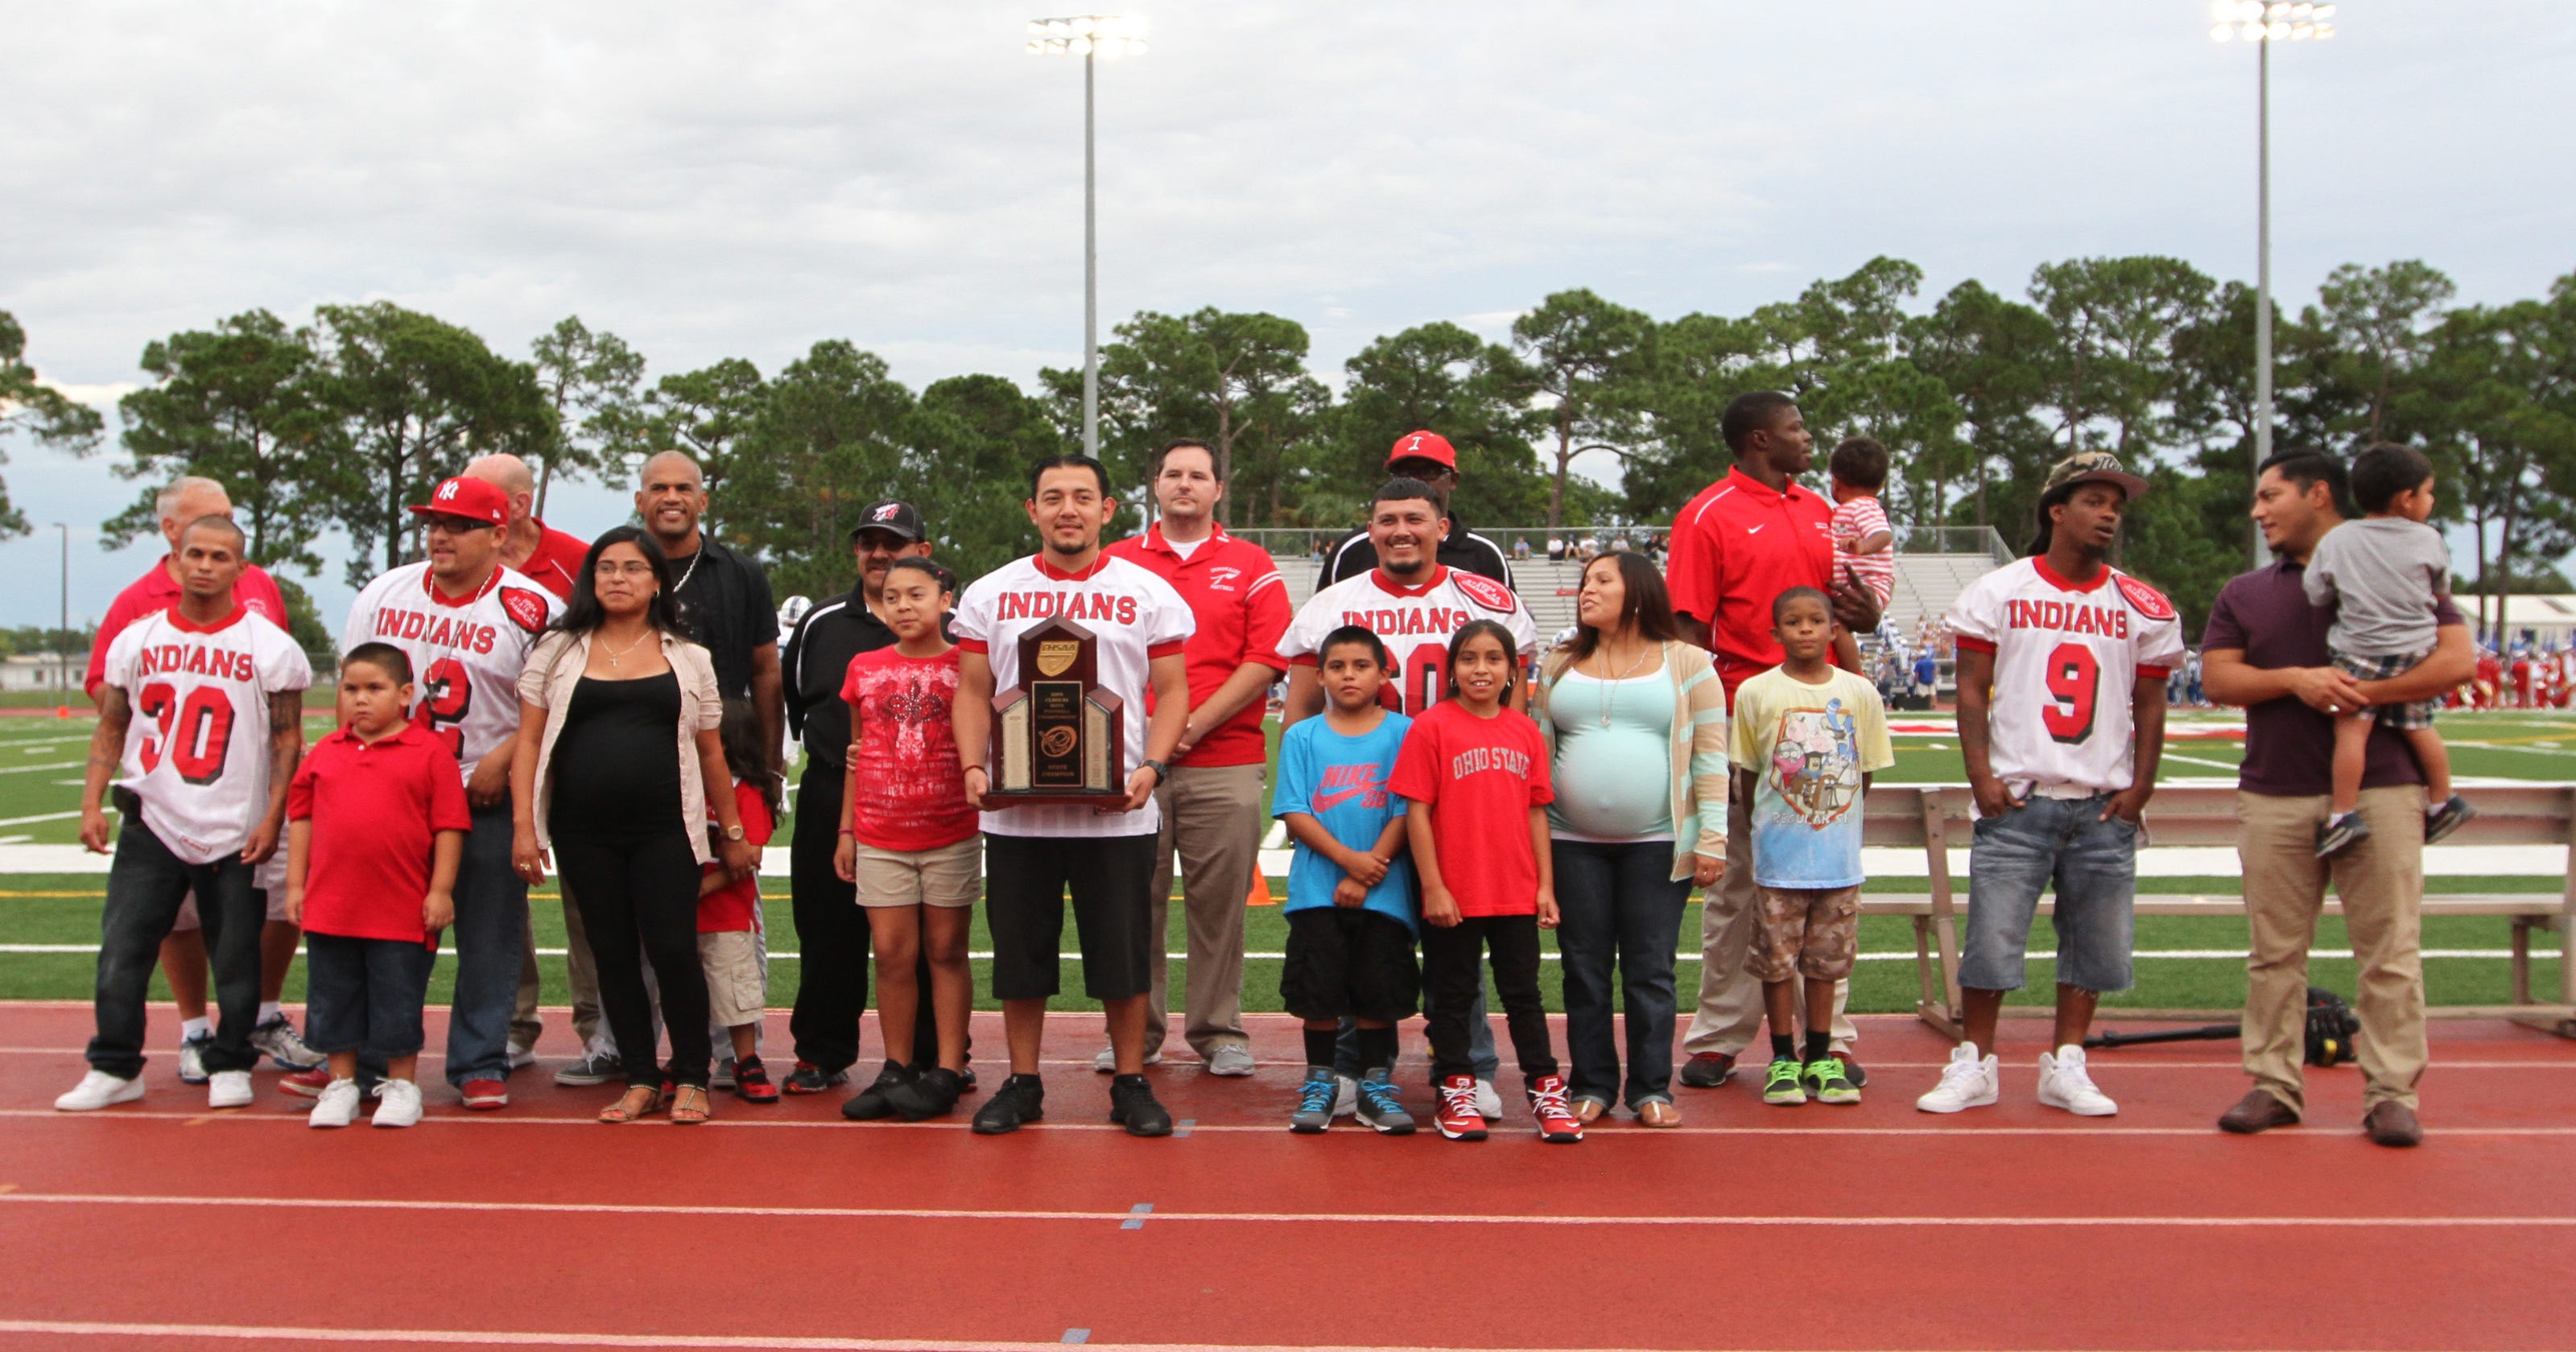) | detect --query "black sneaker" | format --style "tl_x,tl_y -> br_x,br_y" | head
2316,810 -> 2372,859
886,1066 -> 965,1121
1832,1051 -> 1868,1088
1677,1052 -> 1736,1089
840,1061 -> 915,1122
2425,793 -> 2477,844
971,1074 -> 1046,1136
1108,1073 -> 1172,1137
956,1061 -> 978,1094
782,1061 -> 848,1095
